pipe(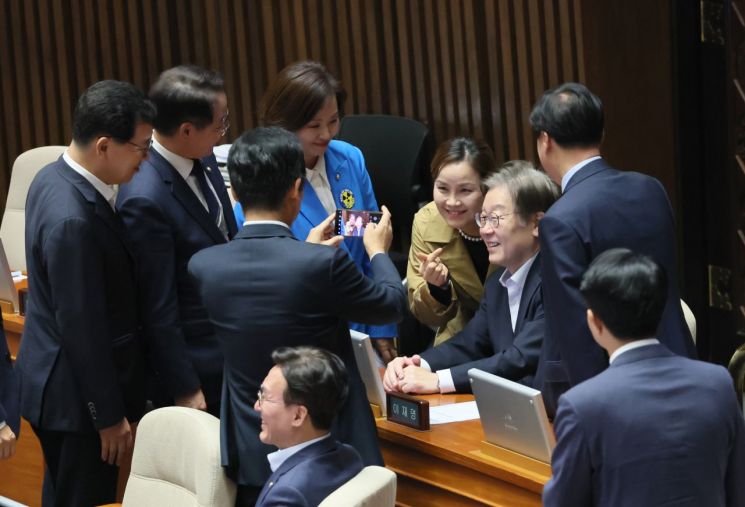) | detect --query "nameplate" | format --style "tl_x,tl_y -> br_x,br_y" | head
386,392 -> 430,430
